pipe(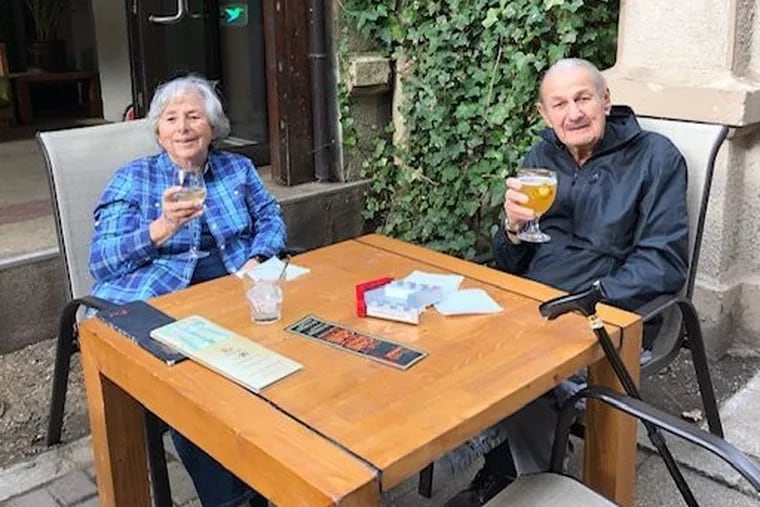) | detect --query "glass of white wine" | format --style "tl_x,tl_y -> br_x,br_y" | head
174,167 -> 209,260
